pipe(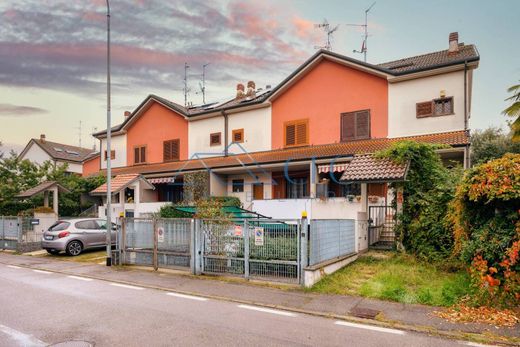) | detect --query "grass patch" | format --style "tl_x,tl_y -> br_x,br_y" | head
309,251 -> 471,307
37,249 -> 107,264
